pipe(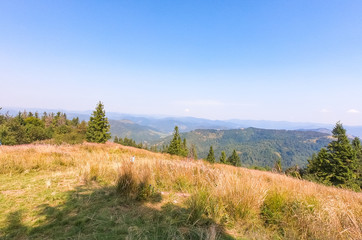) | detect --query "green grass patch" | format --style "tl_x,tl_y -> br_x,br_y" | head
0,169 -> 234,239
